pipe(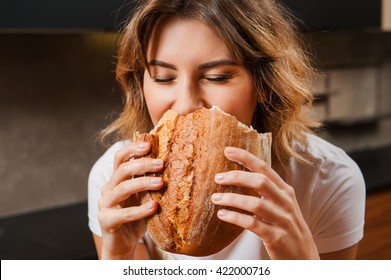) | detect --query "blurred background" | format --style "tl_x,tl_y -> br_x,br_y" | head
0,0 -> 390,259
